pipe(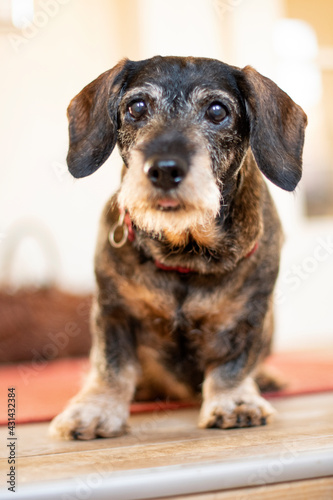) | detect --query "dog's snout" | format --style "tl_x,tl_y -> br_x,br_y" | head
145,158 -> 188,190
